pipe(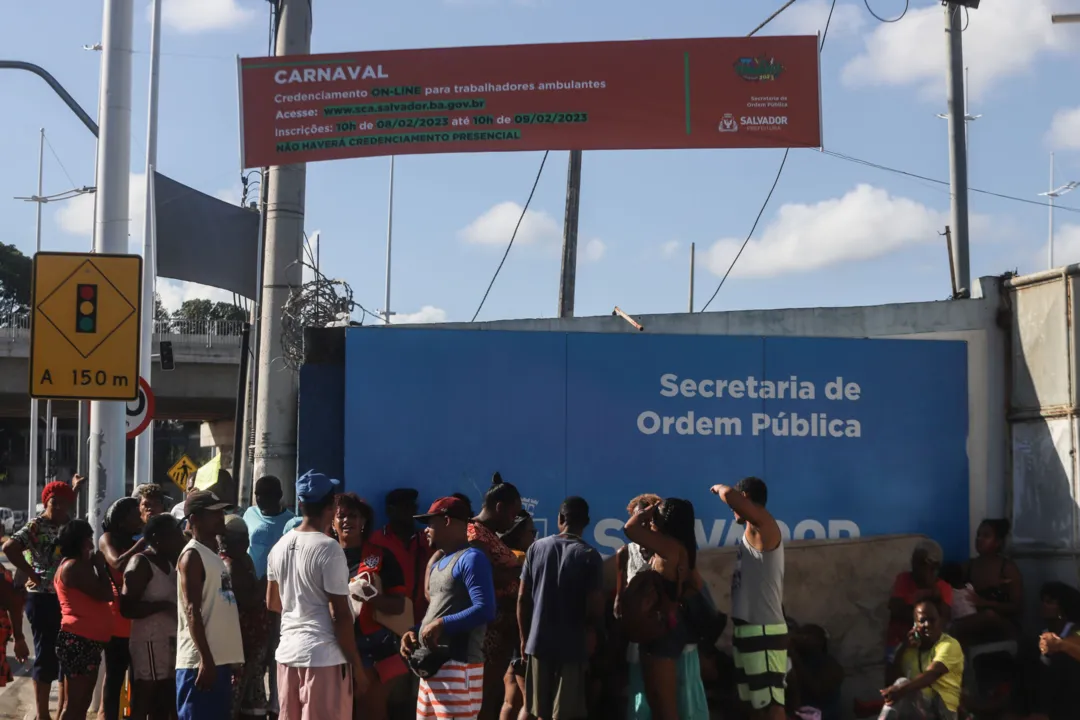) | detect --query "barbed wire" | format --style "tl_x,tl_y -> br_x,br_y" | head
280,260 -> 359,370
